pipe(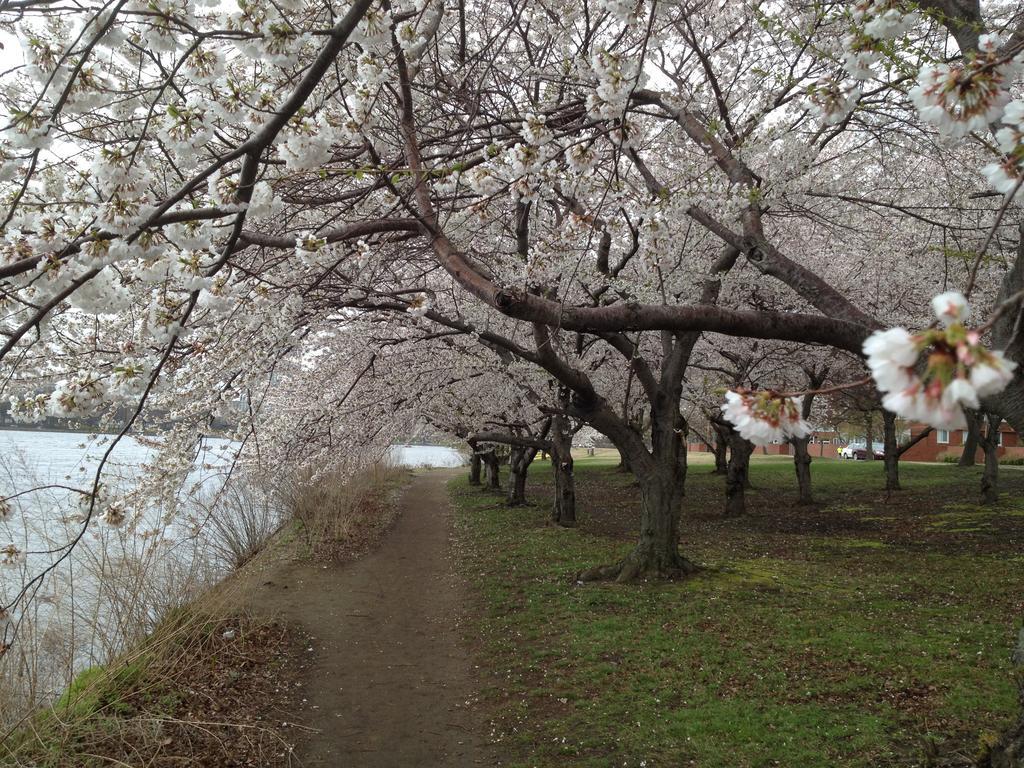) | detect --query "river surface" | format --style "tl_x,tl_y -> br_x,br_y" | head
387,443 -> 465,467
0,430 -> 464,706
